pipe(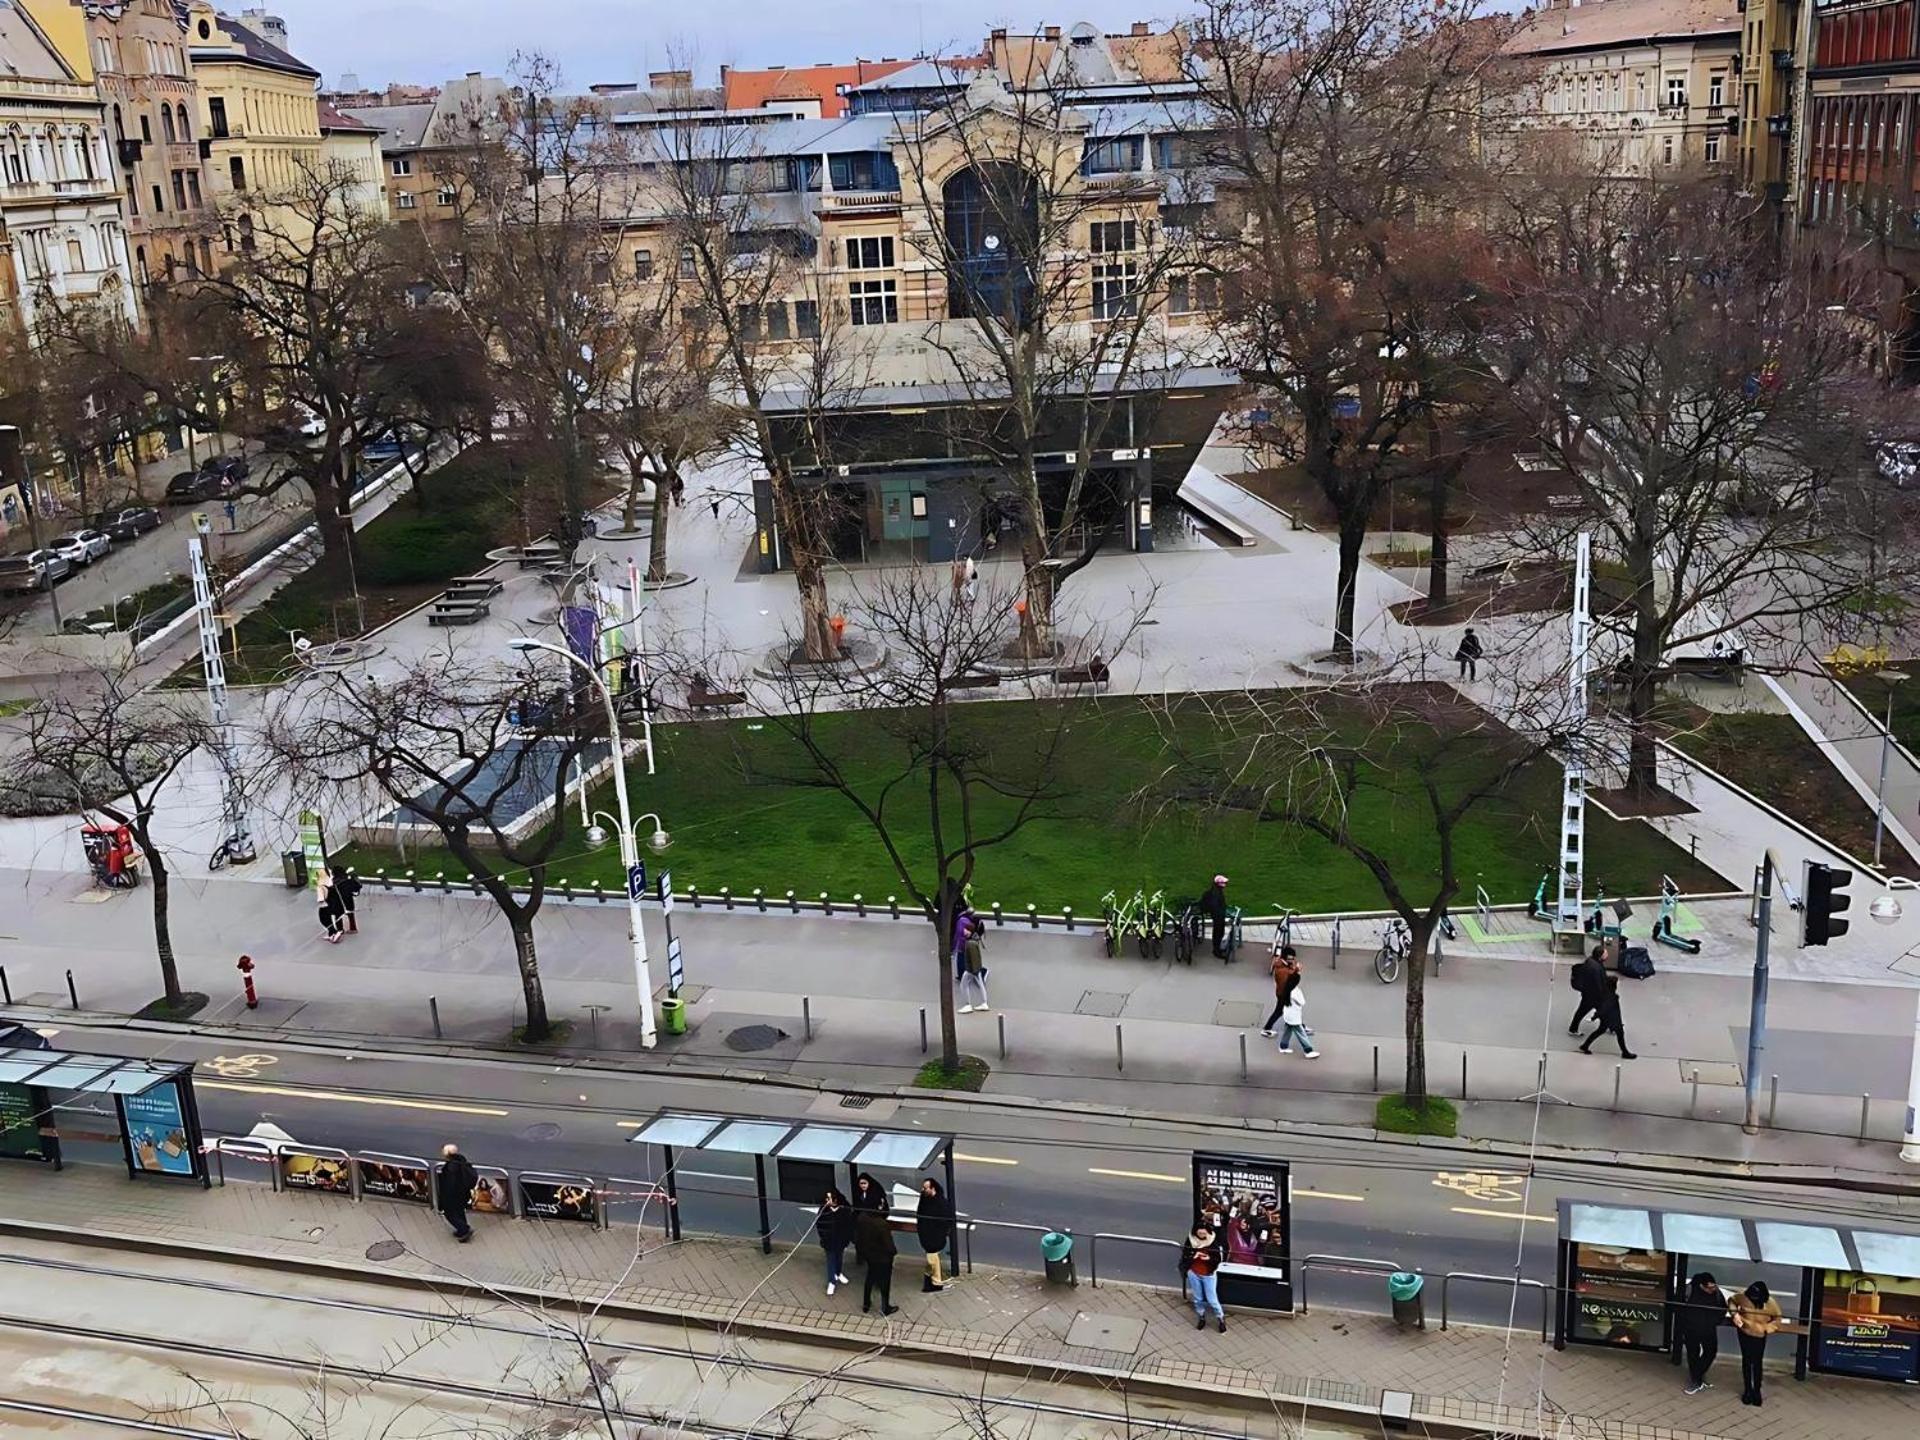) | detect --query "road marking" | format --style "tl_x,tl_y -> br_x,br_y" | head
1294,1189 -> 1366,1203
1433,1170 -> 1526,1203
954,1152 -> 1019,1166
206,1053 -> 279,1079
1451,1205 -> 1556,1224
1088,1167 -> 1184,1184
616,1121 -> 642,1129
199,1081 -> 509,1117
